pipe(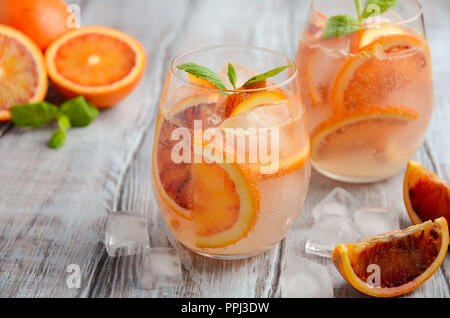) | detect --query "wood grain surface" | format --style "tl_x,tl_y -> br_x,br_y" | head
0,0 -> 448,298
